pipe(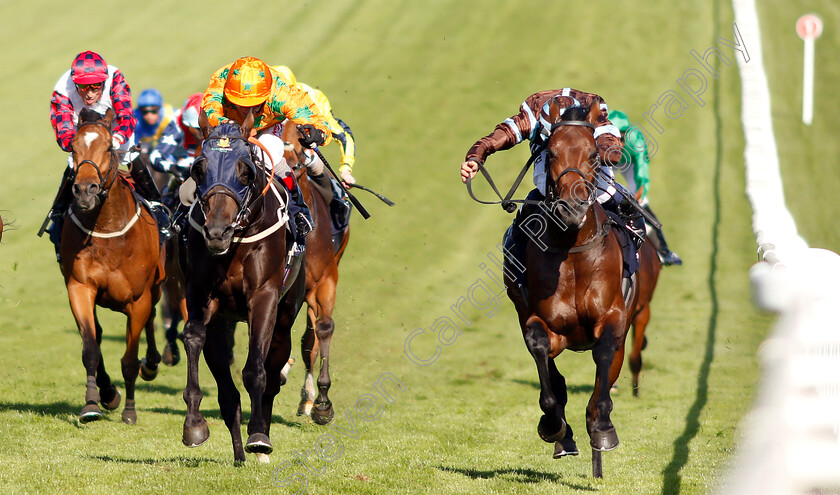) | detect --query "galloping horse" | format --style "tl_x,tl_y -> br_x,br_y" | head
181,112 -> 306,463
505,98 -> 648,477
282,122 -> 351,425
61,108 -> 165,424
